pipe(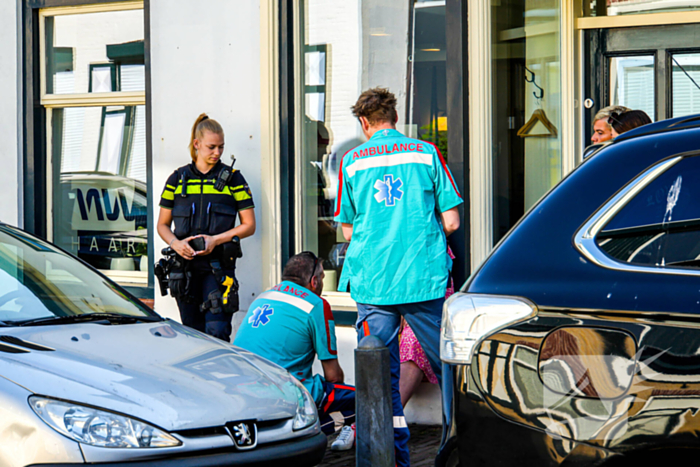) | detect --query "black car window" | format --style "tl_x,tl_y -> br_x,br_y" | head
597,155 -> 700,268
